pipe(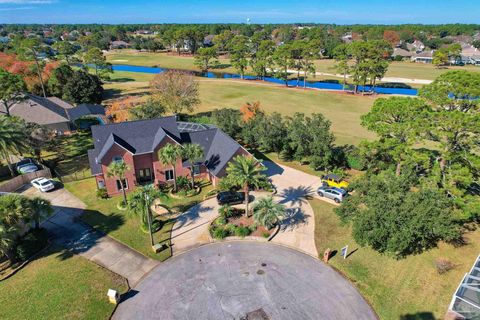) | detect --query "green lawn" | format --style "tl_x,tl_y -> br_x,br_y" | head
0,245 -> 127,320
311,198 -> 480,319
104,73 -> 377,146
313,59 -> 480,81
106,50 -> 480,81
64,178 -> 214,261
